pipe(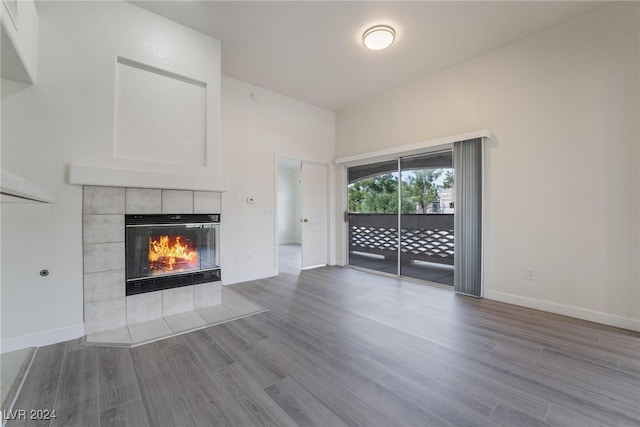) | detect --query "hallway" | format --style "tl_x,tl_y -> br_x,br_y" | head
278,244 -> 301,275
